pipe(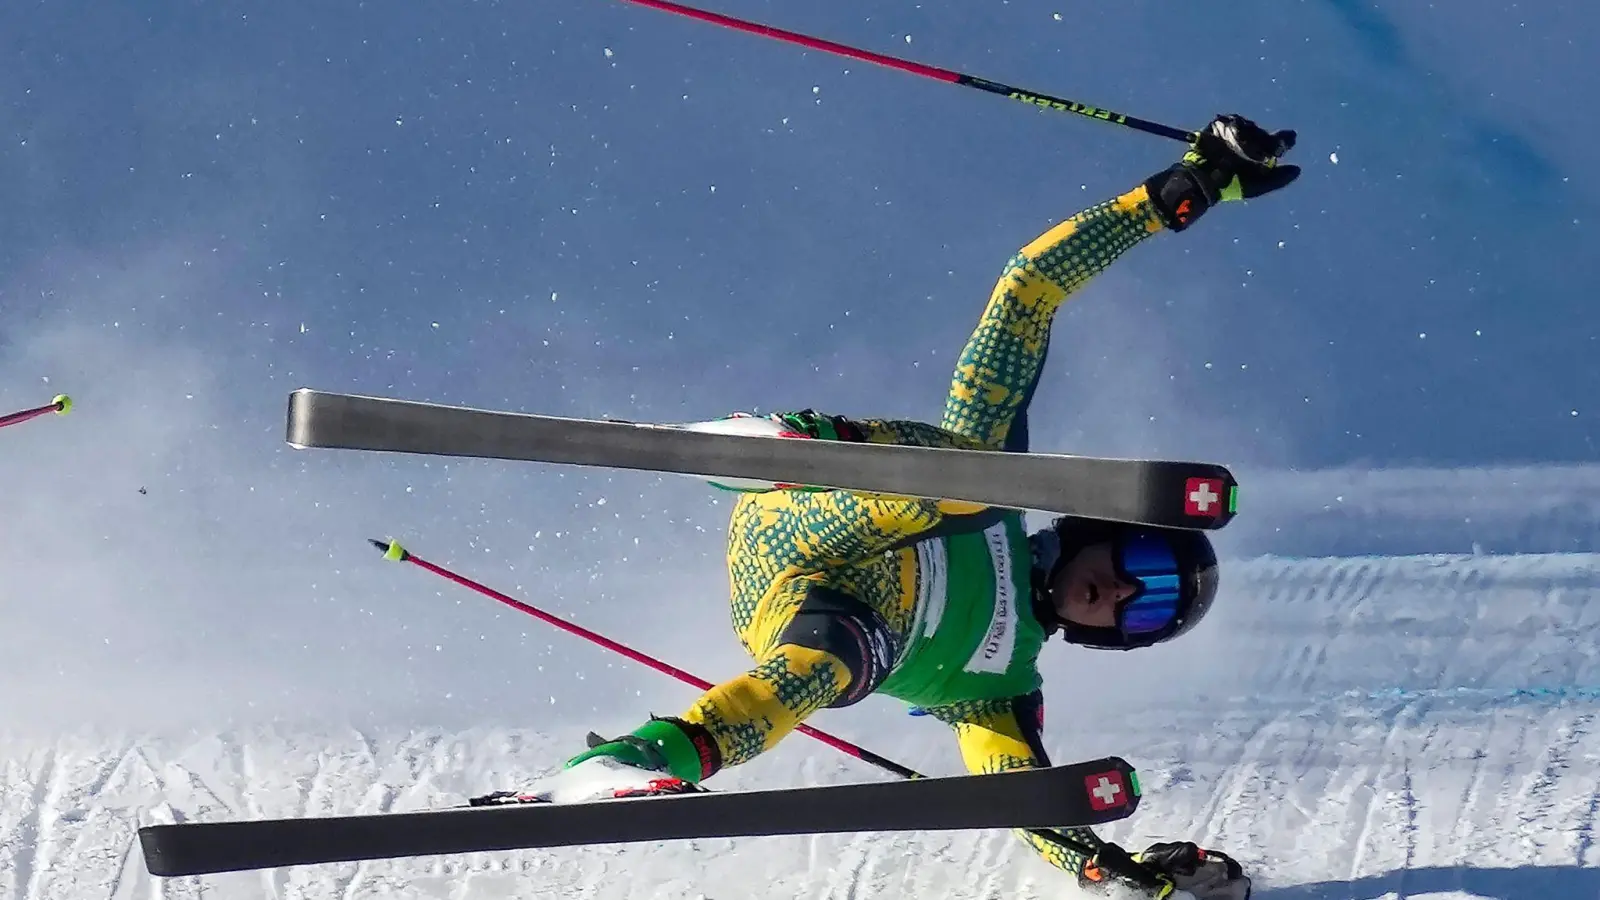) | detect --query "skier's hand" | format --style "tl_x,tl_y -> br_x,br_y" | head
1079,842 -> 1179,899
1185,114 -> 1300,202
1133,841 -> 1252,900
1144,113 -> 1299,231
